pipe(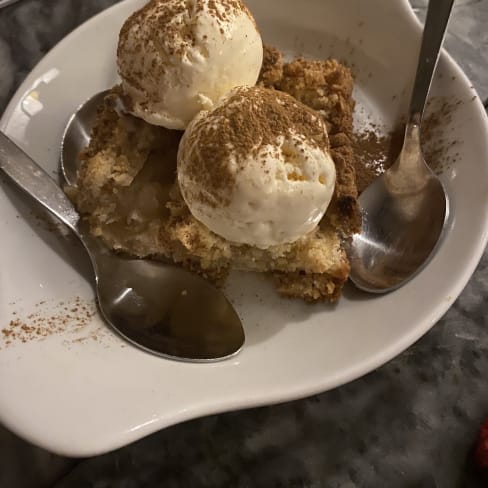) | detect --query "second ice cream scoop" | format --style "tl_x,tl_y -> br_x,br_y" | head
117,0 -> 263,129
